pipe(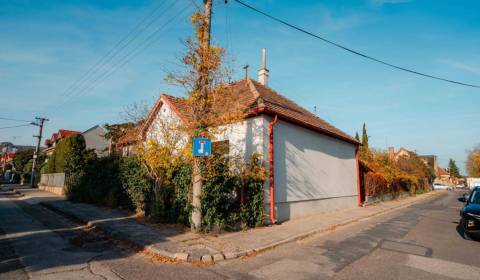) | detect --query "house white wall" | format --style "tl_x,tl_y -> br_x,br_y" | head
215,115 -> 268,164
145,101 -> 188,150
142,100 -> 358,222
268,117 -> 358,222
82,125 -> 108,157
